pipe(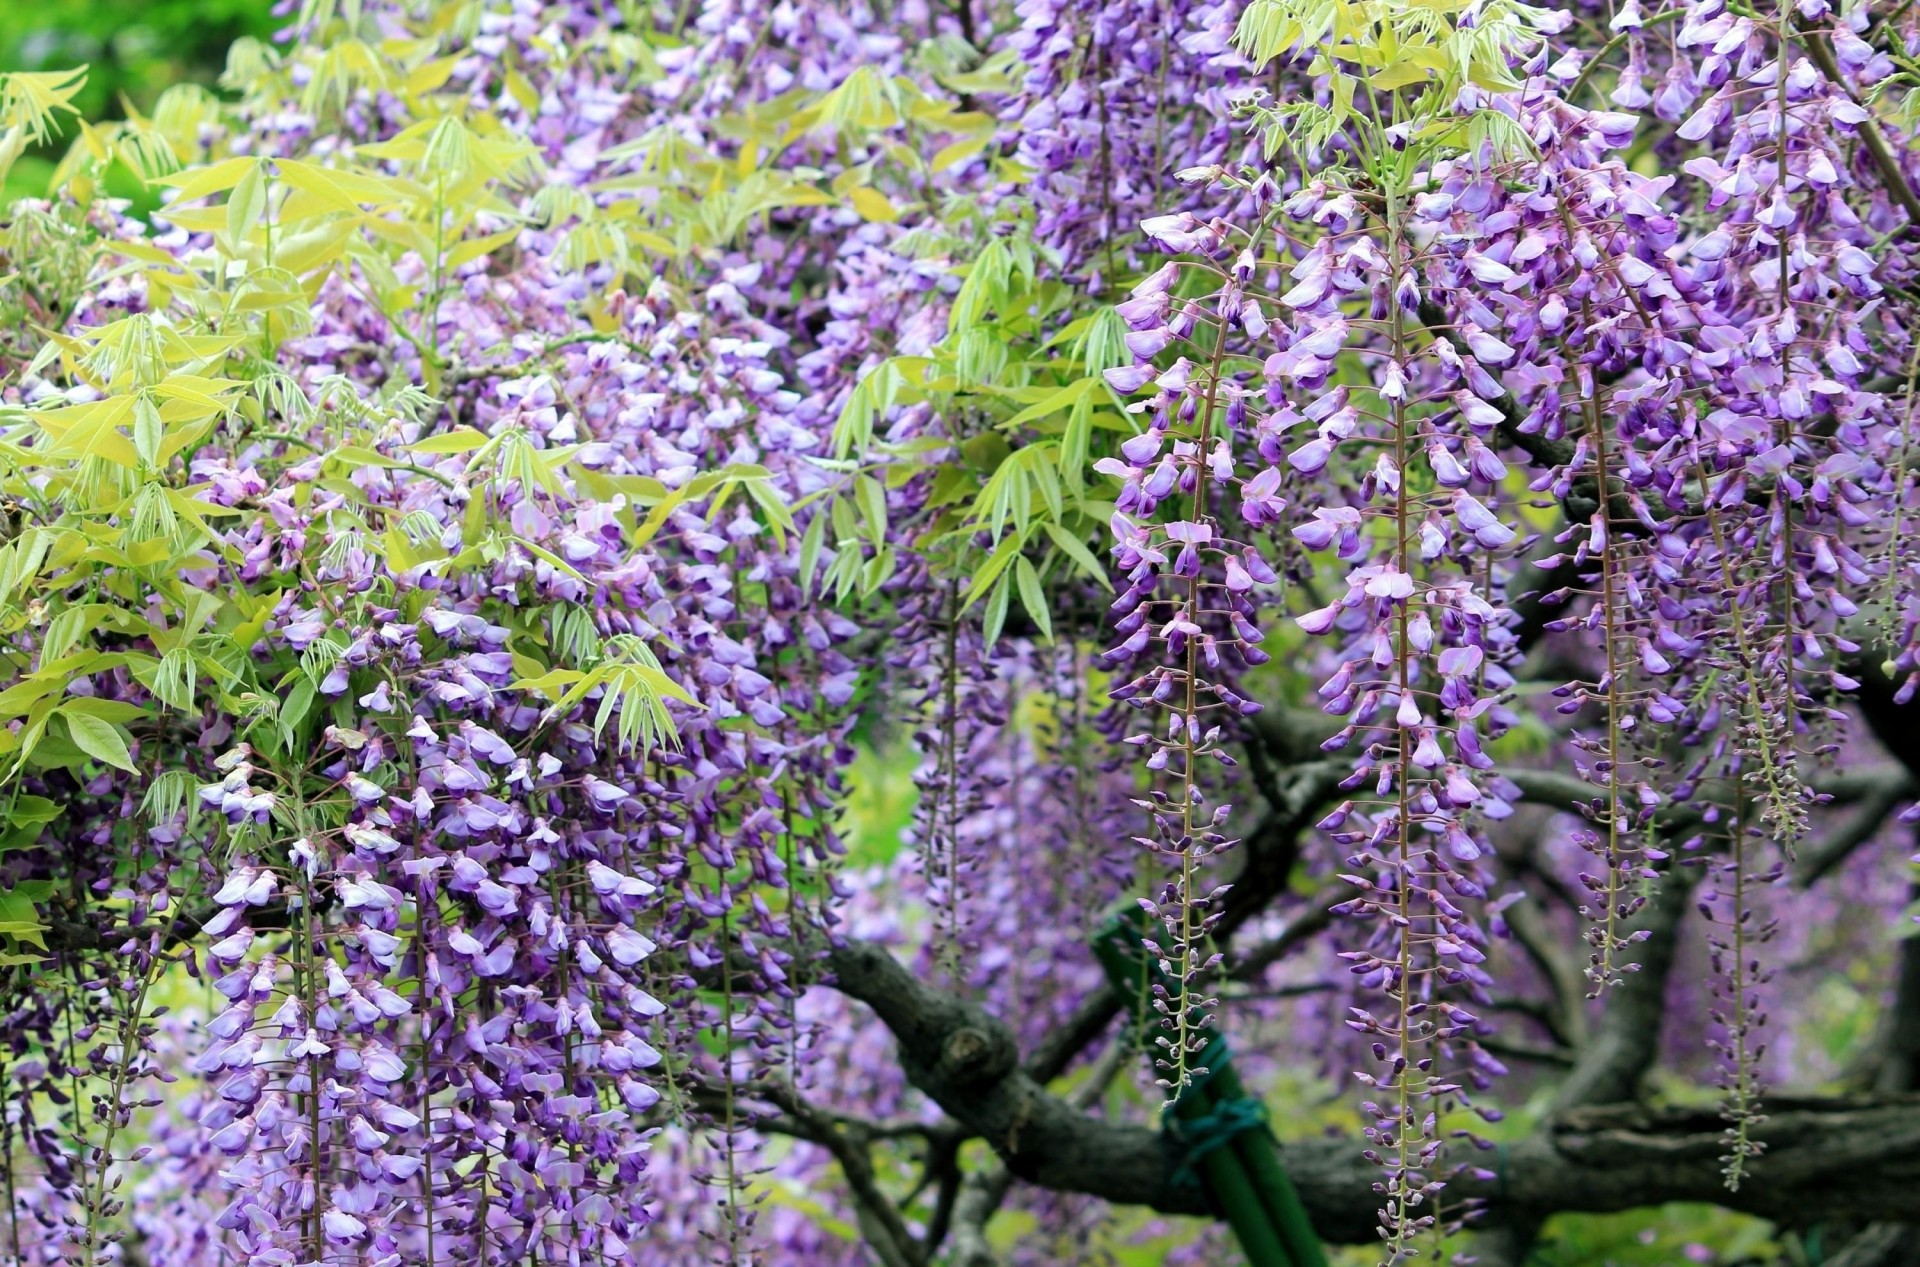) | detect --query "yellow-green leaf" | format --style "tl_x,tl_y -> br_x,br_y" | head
407,428 -> 491,455
847,186 -> 898,223
227,160 -> 269,244
155,154 -> 257,205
